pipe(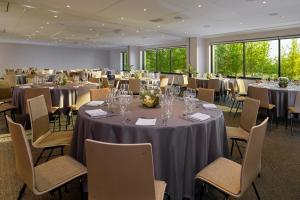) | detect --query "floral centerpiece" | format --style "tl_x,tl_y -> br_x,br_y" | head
140,84 -> 161,108
134,70 -> 143,79
278,77 -> 289,88
55,73 -> 68,86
